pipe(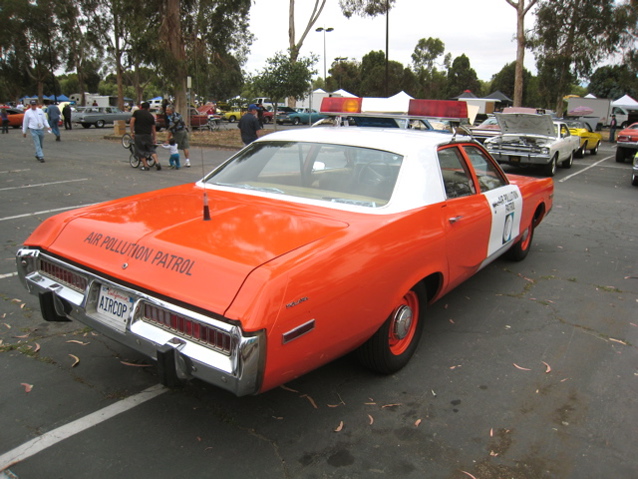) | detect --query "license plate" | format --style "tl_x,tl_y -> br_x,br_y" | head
96,285 -> 134,333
